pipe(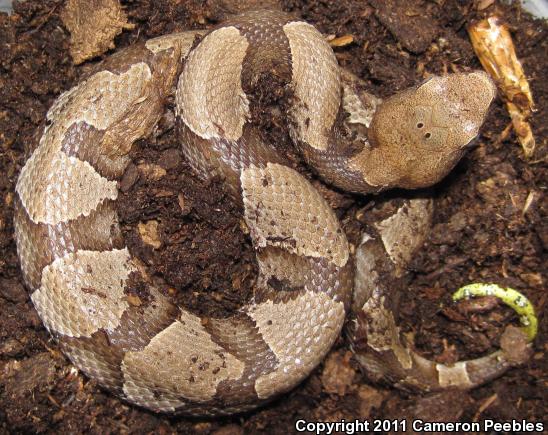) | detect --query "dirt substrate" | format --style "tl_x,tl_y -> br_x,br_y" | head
0,0 -> 546,433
